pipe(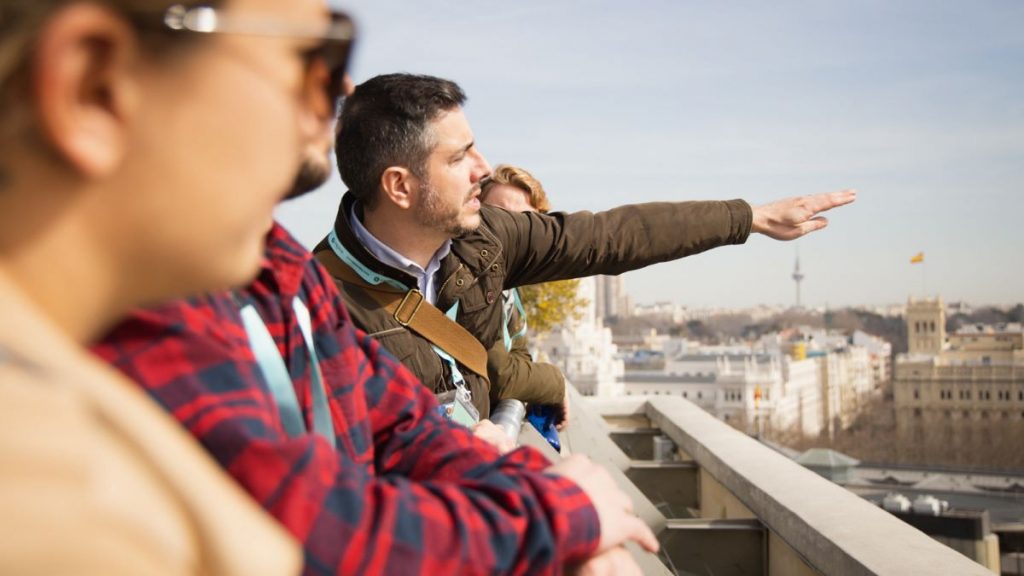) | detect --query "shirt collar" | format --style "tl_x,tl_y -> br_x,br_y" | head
348,203 -> 452,299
